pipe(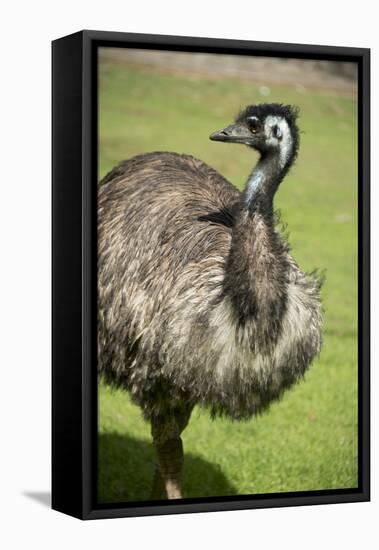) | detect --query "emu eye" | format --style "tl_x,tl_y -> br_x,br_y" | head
247,116 -> 260,133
